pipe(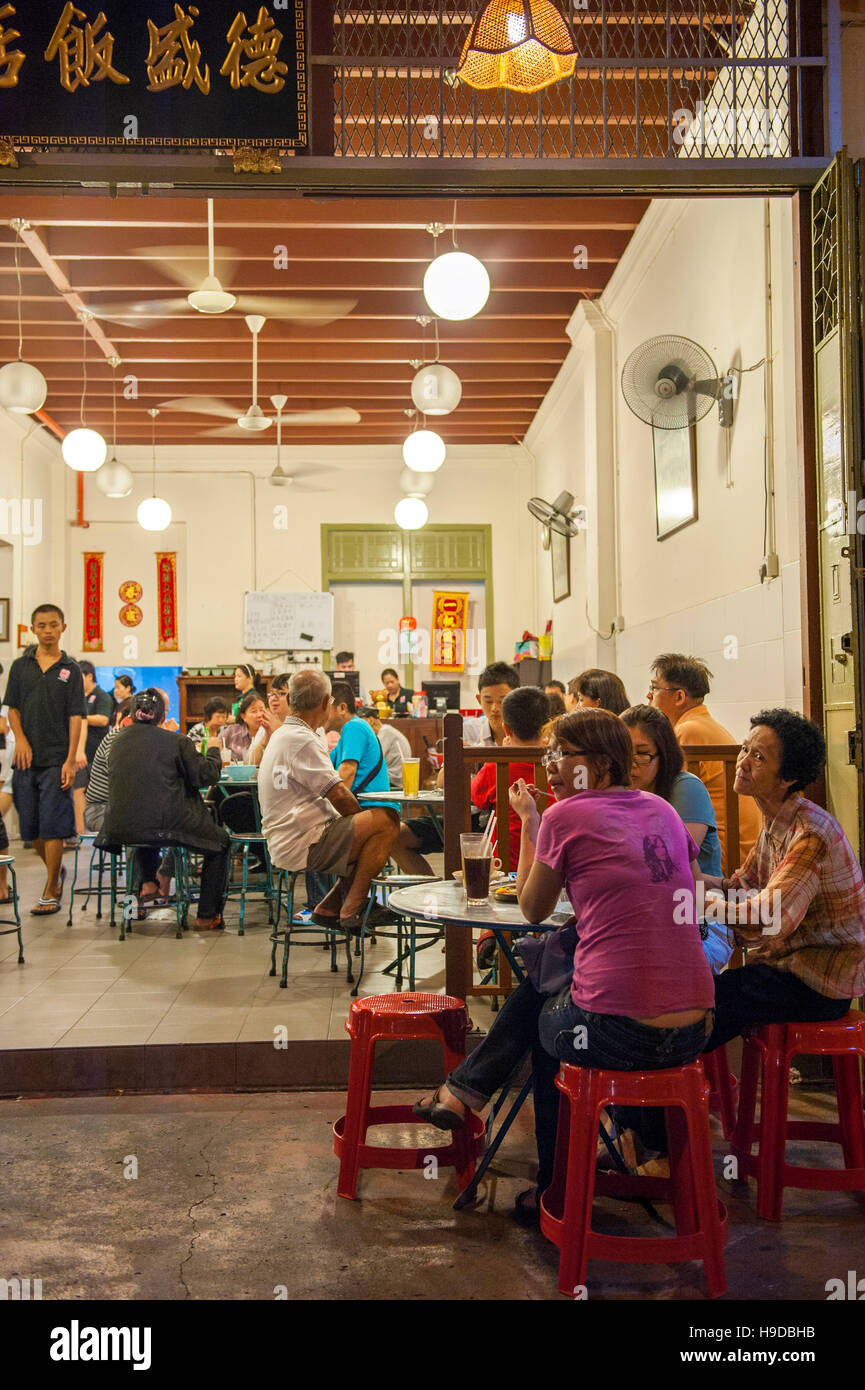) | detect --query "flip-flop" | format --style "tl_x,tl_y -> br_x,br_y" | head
310,910 -> 340,928
31,898 -> 61,915
0,894 -> 13,905
412,1086 -> 466,1132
